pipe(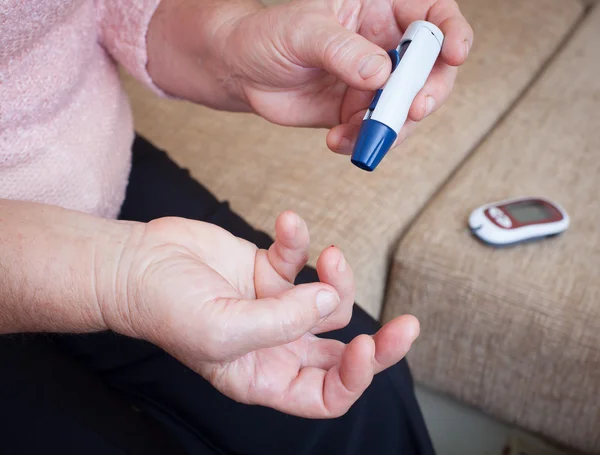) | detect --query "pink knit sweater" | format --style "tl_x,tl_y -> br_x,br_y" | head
0,0 -> 162,219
